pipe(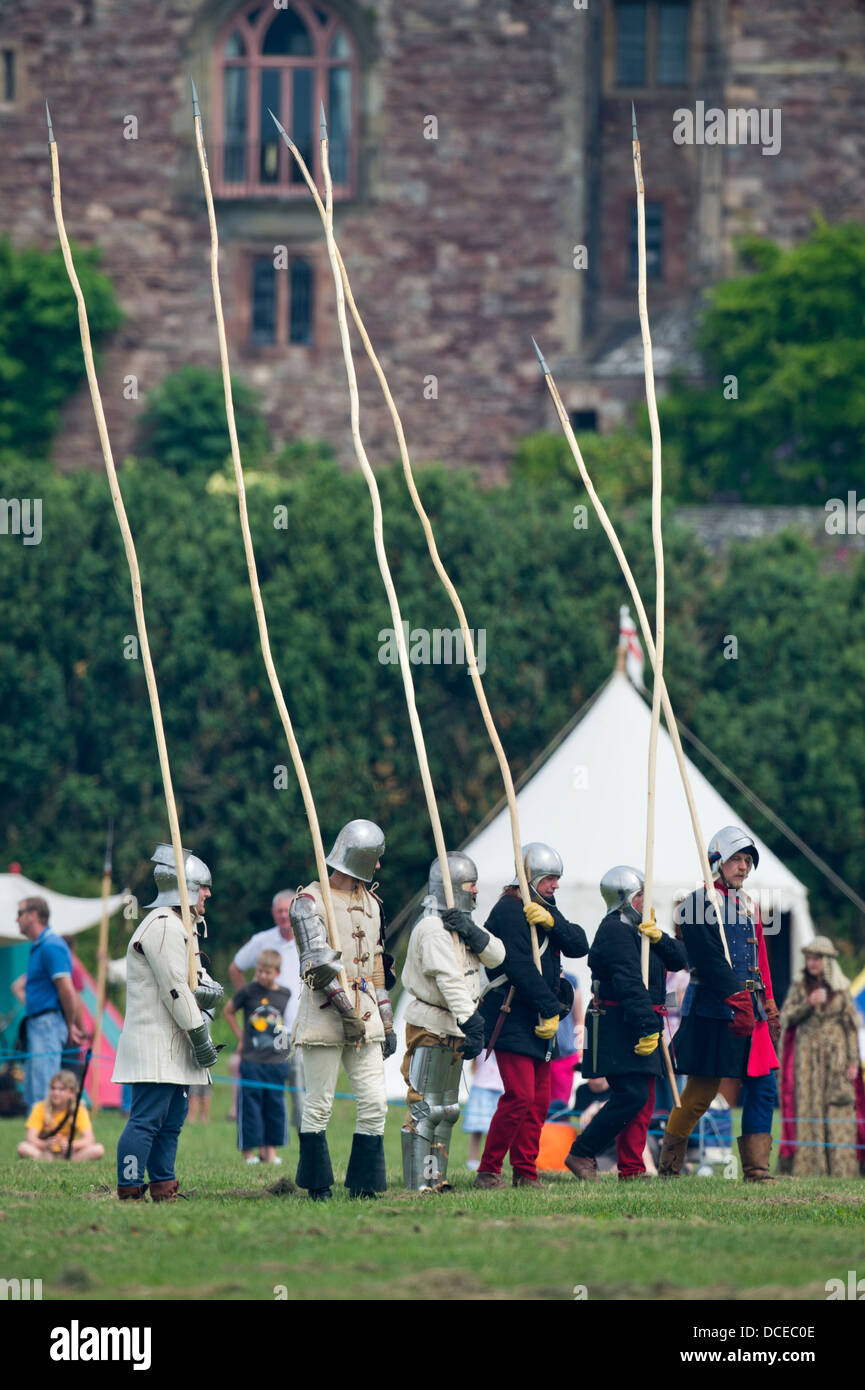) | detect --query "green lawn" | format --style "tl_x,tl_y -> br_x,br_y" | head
2,1085 -> 864,1301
